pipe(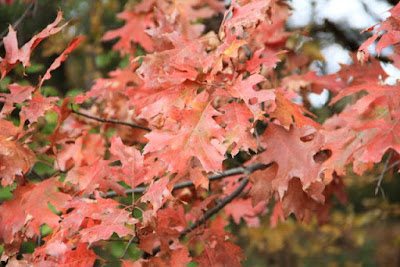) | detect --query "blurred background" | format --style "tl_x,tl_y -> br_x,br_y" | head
0,0 -> 399,266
